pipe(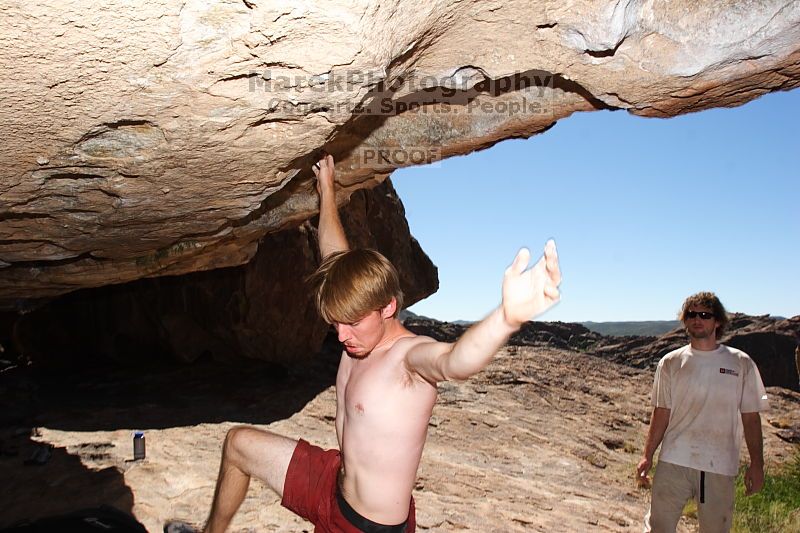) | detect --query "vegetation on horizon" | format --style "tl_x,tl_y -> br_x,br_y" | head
581,320 -> 680,337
